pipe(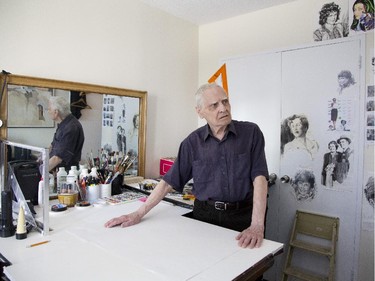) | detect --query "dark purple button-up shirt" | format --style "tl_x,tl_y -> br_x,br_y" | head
163,120 -> 268,202
50,114 -> 85,170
